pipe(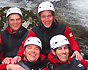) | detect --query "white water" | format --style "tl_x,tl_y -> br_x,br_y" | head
0,0 -> 88,27
68,0 -> 88,27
